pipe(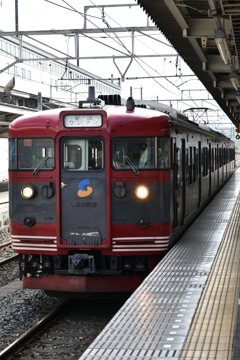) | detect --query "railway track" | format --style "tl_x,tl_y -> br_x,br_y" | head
0,253 -> 18,266
0,240 -> 12,250
0,296 -> 125,360
0,240 -> 18,266
0,226 -> 126,360
0,300 -> 68,360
